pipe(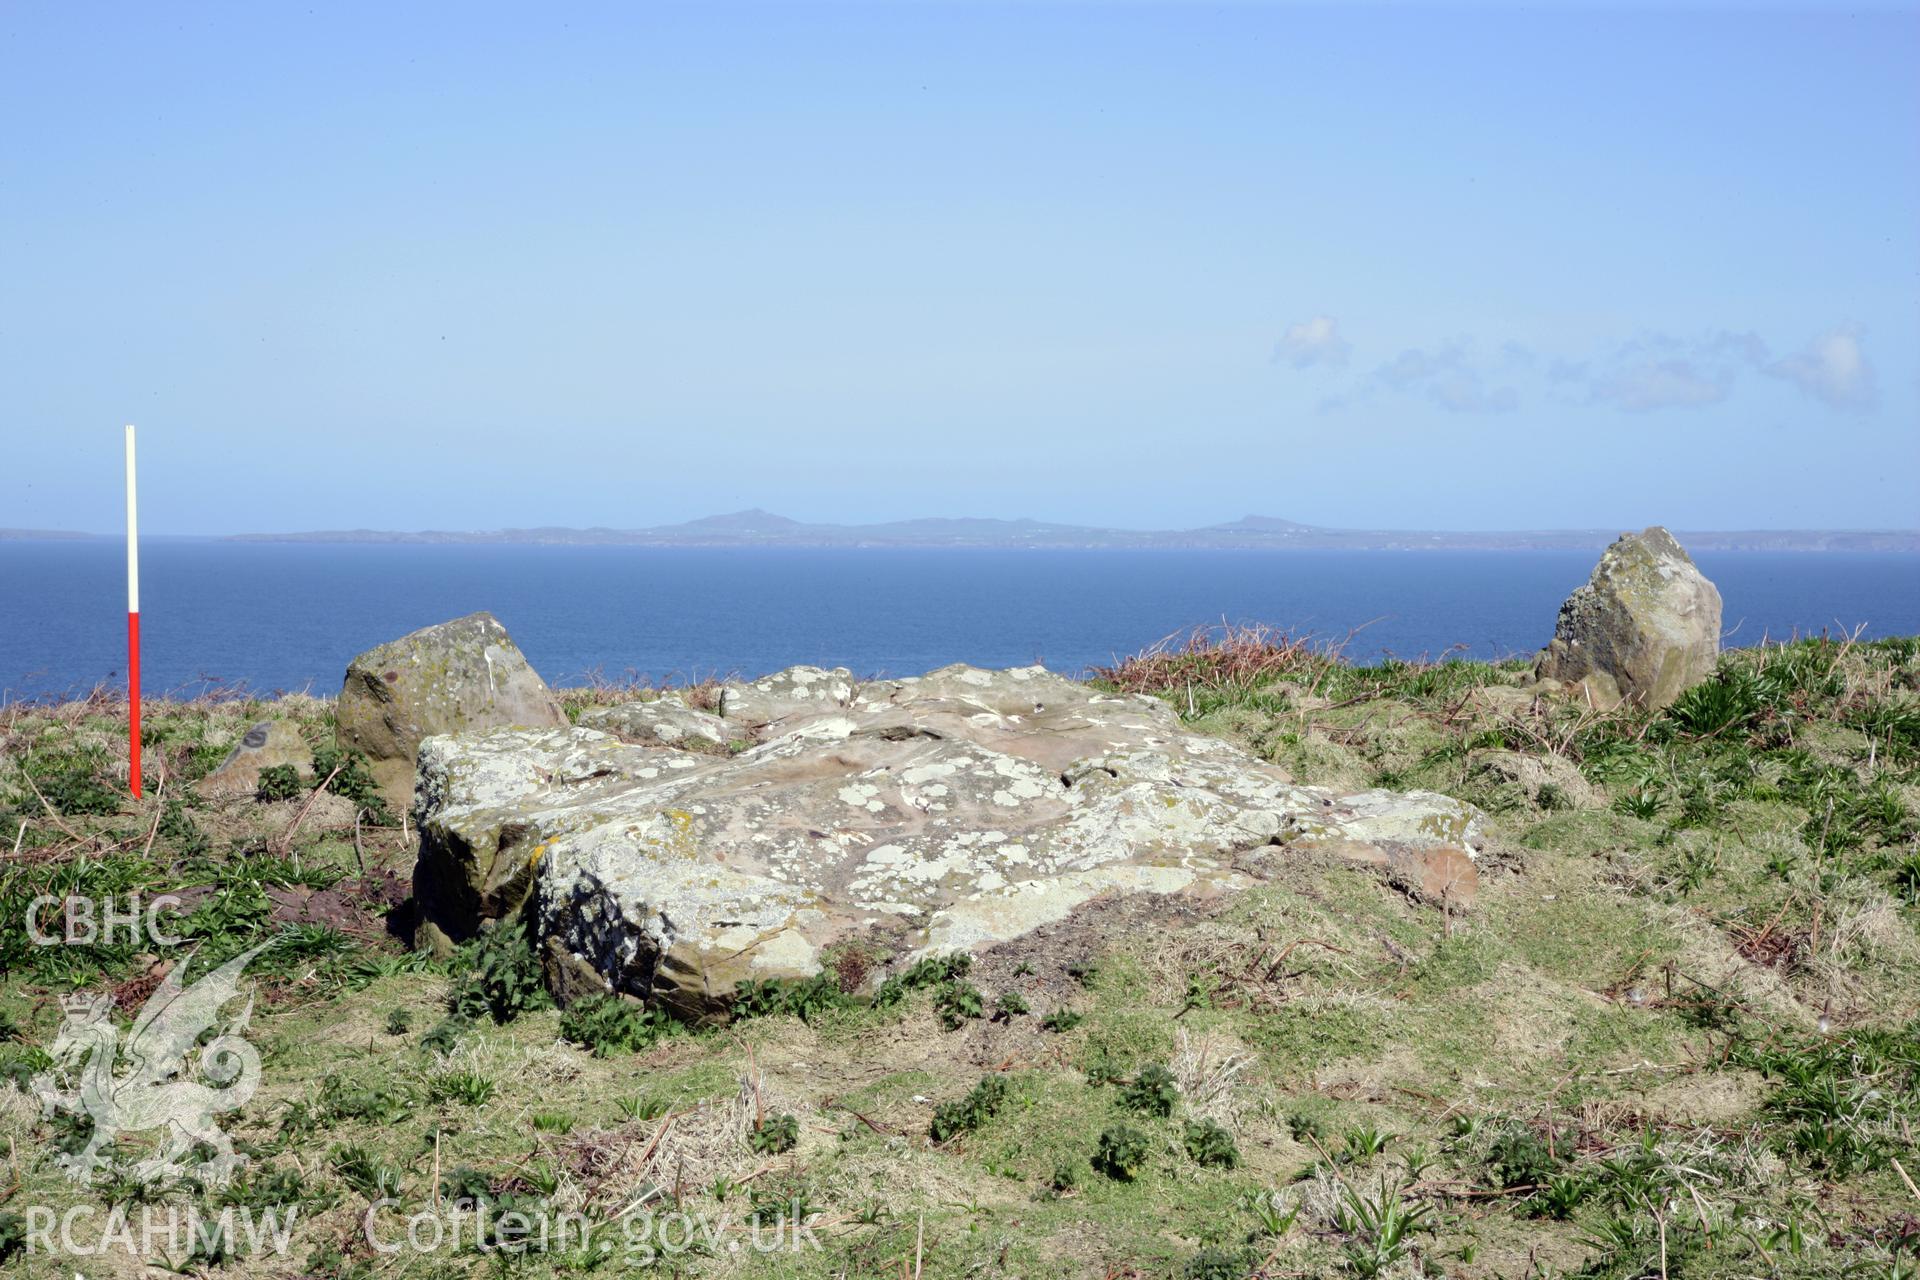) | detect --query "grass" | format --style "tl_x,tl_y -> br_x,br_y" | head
1,632 -> 1917,1276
